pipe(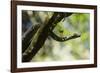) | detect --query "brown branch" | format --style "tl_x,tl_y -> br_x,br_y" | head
22,12 -> 59,62
22,12 -> 73,62
22,25 -> 40,53
50,31 -> 81,42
